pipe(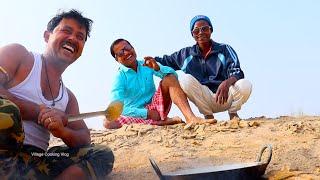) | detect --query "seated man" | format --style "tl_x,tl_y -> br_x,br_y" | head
149,15 -> 252,120
104,39 -> 215,129
0,9 -> 113,179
